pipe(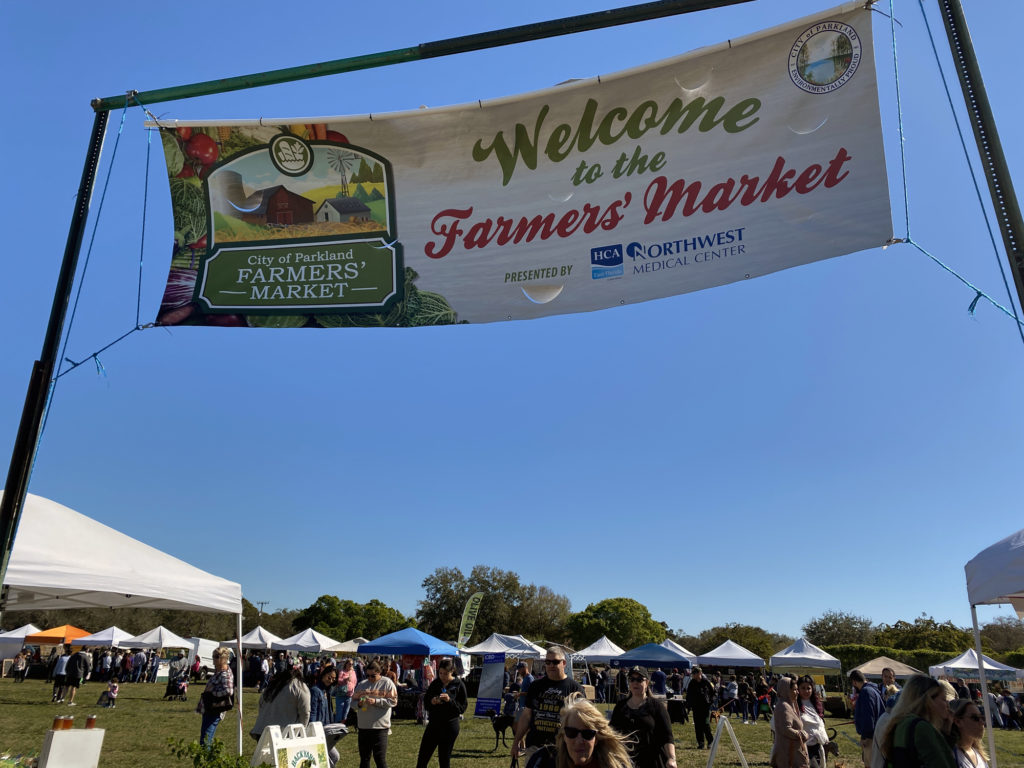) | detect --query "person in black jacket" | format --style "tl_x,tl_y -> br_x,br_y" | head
416,659 -> 468,768
684,667 -> 715,749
